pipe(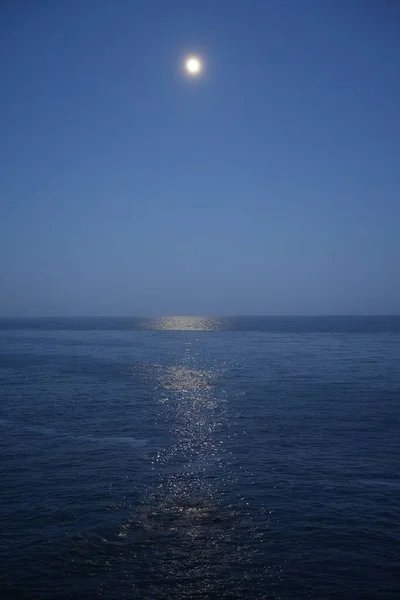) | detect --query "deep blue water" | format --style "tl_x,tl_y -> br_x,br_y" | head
1,316 -> 399,599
